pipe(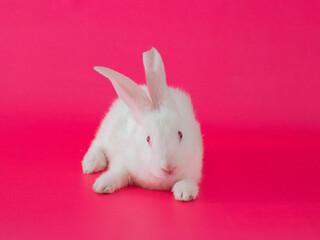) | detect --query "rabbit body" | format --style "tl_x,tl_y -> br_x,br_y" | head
82,48 -> 203,201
